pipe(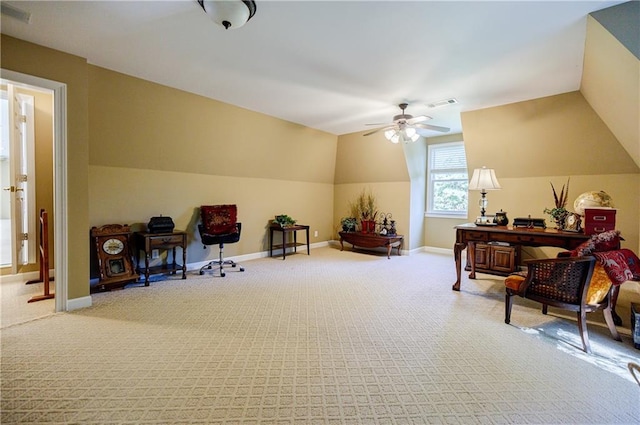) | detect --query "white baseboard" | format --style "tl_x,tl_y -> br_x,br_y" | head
0,269 -> 55,284
67,295 -> 92,311
187,241 -> 330,271
422,246 -> 455,255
